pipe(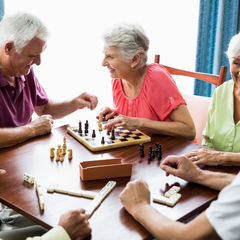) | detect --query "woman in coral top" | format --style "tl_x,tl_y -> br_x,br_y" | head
97,23 -> 196,141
